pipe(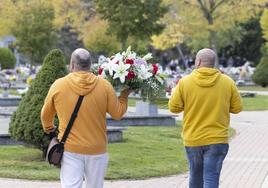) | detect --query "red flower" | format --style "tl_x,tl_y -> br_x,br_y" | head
126,59 -> 134,65
127,71 -> 135,80
116,60 -> 119,64
98,68 -> 103,75
152,64 -> 158,74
